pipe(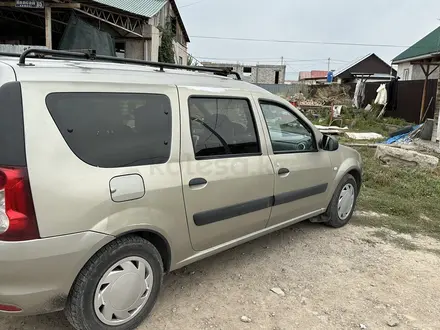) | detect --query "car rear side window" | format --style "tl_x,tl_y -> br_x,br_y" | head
0,82 -> 26,167
46,93 -> 172,168
188,97 -> 261,159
